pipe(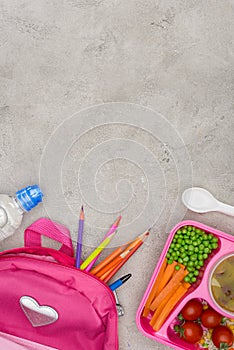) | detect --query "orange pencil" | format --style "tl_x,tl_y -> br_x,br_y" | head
98,261 -> 120,281
101,230 -> 150,283
94,230 -> 149,277
92,231 -> 148,275
95,249 -> 130,278
90,243 -> 129,275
